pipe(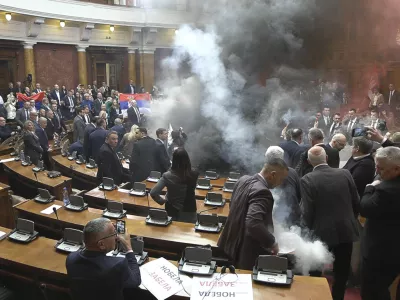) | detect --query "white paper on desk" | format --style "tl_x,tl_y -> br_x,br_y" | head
40,204 -> 62,215
190,274 -> 253,300
140,257 -> 183,300
118,188 -> 130,194
0,158 -> 16,164
0,231 -> 6,239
